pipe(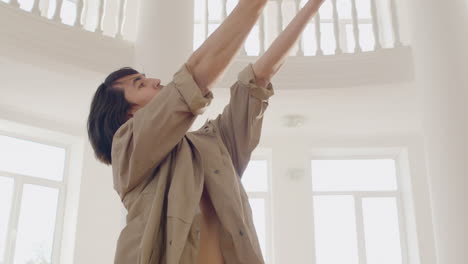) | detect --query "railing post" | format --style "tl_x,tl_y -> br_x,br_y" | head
53,0 -> 64,23
31,0 -> 41,16
74,0 -> 85,29
116,0 -> 127,39
314,13 -> 323,55
390,0 -> 402,47
222,0 -> 227,19
295,0 -> 304,56
350,0 -> 361,52
370,0 -> 382,50
9,0 -> 20,8
96,0 -> 105,34
331,0 -> 342,54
